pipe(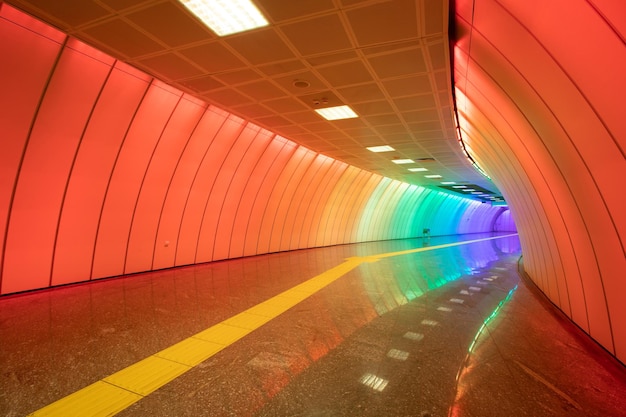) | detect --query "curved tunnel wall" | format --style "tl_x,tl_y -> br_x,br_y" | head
454,0 -> 625,361
0,5 -> 507,296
